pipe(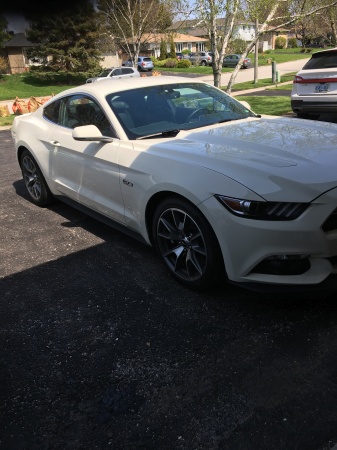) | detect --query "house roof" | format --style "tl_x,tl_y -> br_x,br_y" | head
140,32 -> 207,43
4,33 -> 35,47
